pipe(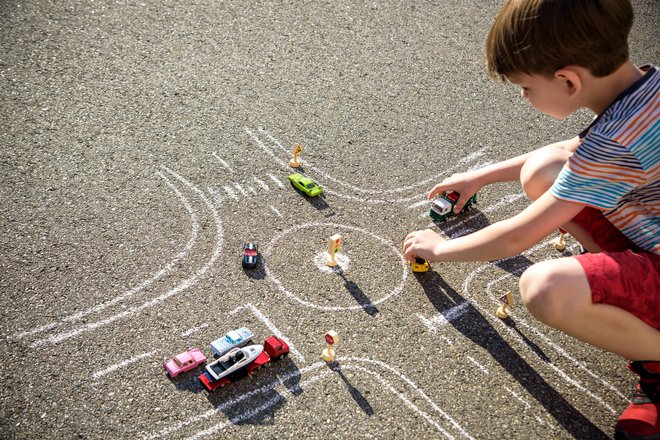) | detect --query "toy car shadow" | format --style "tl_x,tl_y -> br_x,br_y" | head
204,356 -> 301,425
